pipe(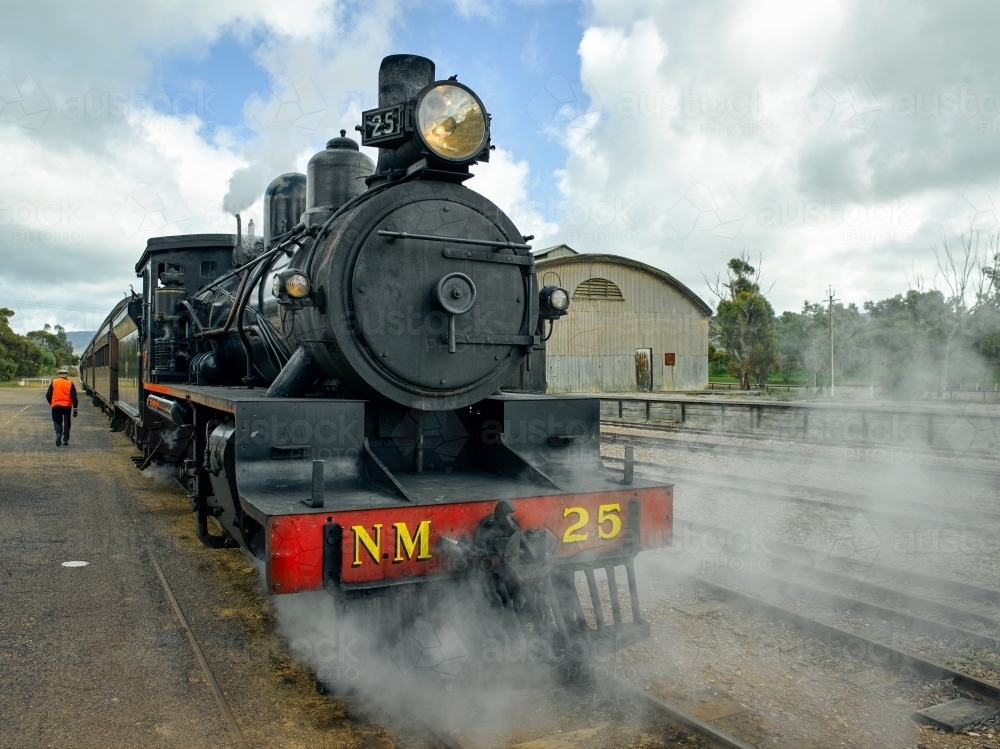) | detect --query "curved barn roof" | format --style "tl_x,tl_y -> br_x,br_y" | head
537,253 -> 713,317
